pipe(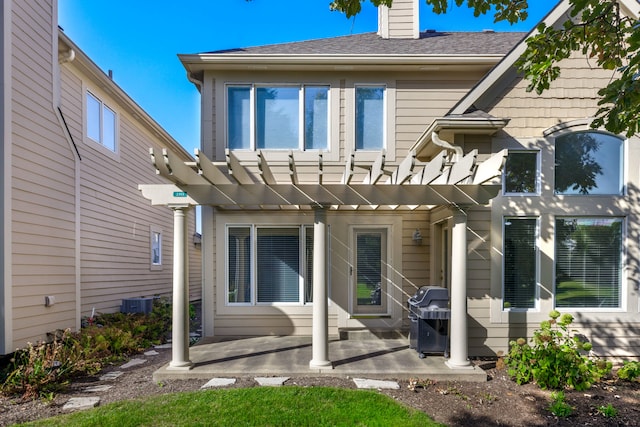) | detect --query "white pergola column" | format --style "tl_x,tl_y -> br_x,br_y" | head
309,206 -> 332,369
168,206 -> 193,370
446,208 -> 472,369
